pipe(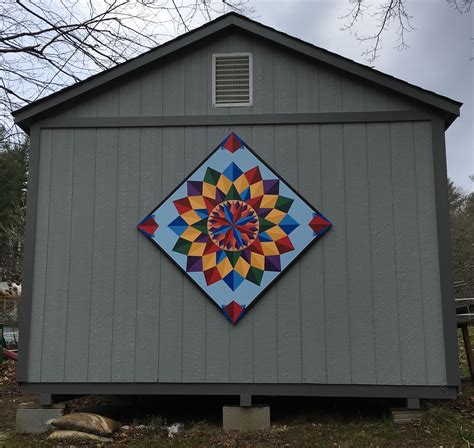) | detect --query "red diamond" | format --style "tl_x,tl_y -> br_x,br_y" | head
223,300 -> 245,325
174,197 -> 193,214
244,166 -> 262,184
275,236 -> 294,254
222,132 -> 243,153
245,195 -> 263,212
203,240 -> 221,255
248,239 -> 264,255
204,267 -> 221,286
137,216 -> 158,237
309,213 -> 331,235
